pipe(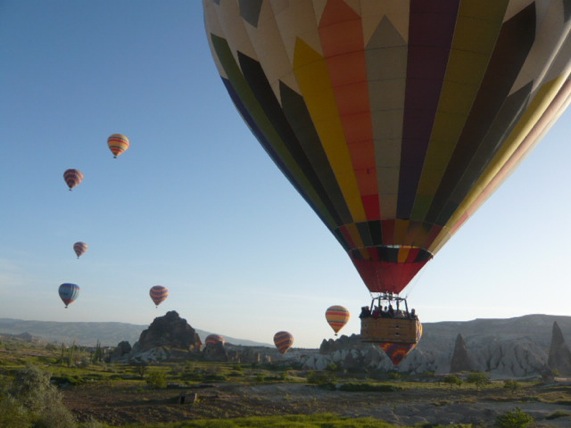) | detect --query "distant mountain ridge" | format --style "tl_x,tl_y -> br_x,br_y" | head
0,318 -> 270,347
